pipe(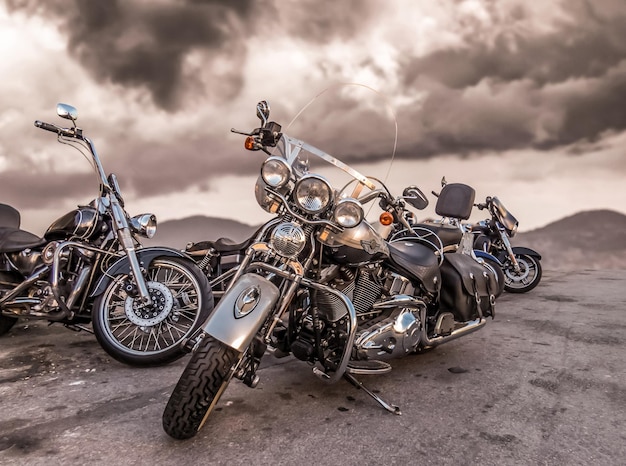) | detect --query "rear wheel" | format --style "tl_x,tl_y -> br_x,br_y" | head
162,335 -> 240,440
92,257 -> 213,366
503,254 -> 542,293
